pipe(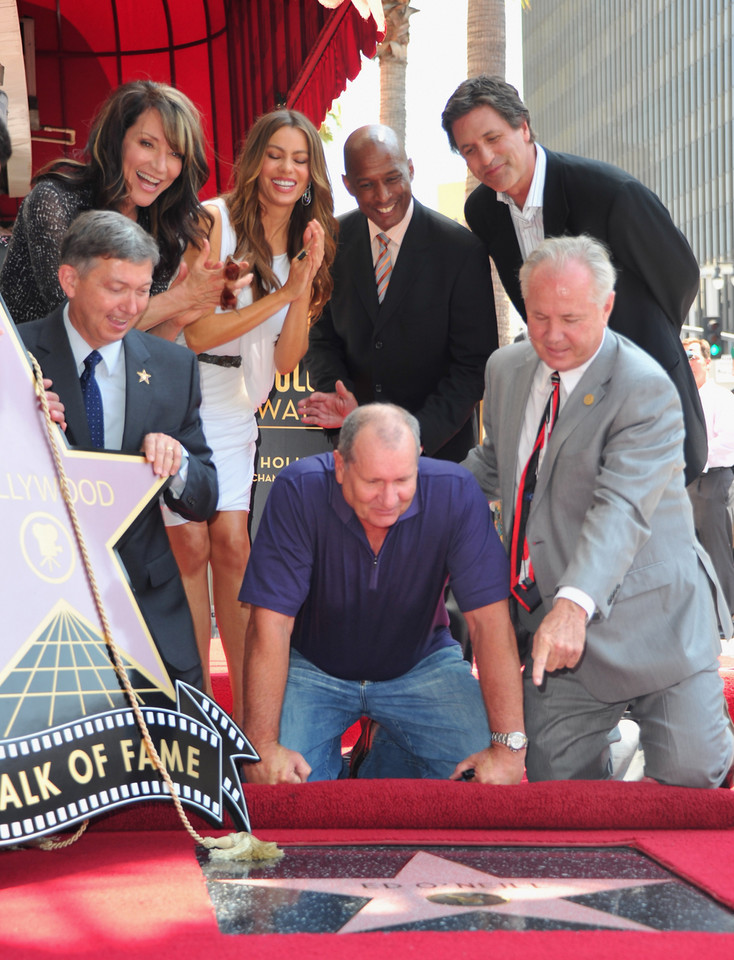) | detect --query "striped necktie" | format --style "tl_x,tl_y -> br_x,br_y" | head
510,371 -> 560,611
80,350 -> 105,448
375,232 -> 392,303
